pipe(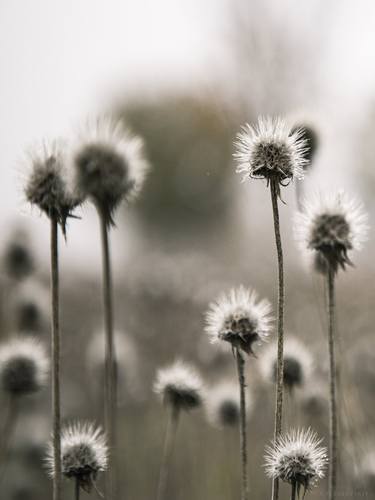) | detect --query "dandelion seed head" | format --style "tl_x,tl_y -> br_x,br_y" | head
154,360 -> 204,412
205,285 -> 273,355
46,422 -> 108,491
260,338 -> 313,391
24,140 -> 79,234
265,428 -> 328,494
0,338 -> 49,396
294,192 -> 368,273
234,117 -> 307,188
72,116 -> 150,225
206,382 -> 251,428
